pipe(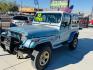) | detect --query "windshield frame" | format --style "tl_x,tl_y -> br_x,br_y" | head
33,12 -> 62,24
